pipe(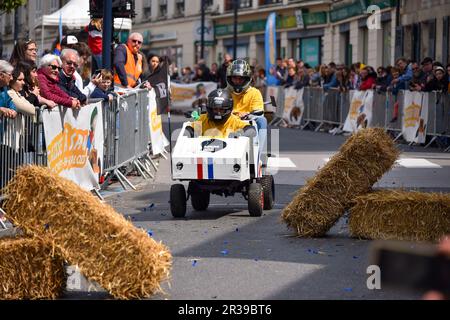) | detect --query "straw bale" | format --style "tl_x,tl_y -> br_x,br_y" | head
0,237 -> 66,300
281,128 -> 399,237
3,166 -> 172,300
349,190 -> 450,242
